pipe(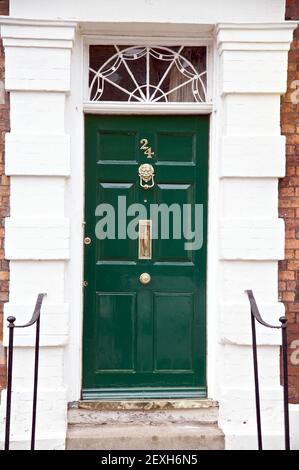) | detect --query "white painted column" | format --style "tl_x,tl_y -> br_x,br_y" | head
216,23 -> 296,450
0,20 -> 76,450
